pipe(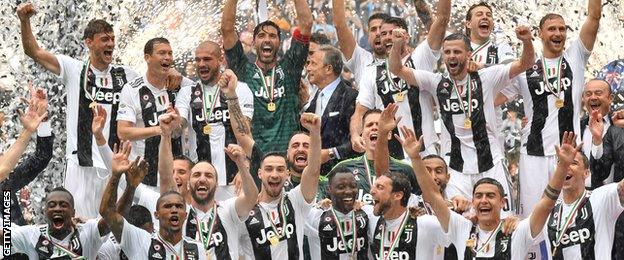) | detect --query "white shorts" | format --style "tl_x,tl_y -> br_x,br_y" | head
446,160 -> 515,216
518,154 -> 557,218
64,160 -> 110,218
